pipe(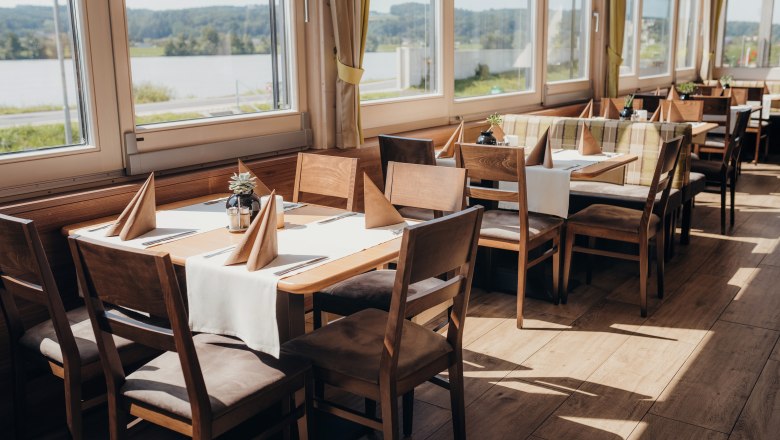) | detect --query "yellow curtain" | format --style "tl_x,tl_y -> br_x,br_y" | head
606,0 -> 626,98
331,0 -> 370,148
701,0 -> 725,80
